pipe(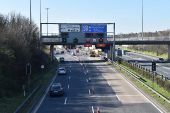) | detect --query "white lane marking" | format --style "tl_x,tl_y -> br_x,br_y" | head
68,84 -> 70,90
92,106 -> 94,113
107,81 -> 111,86
32,75 -> 57,113
69,76 -> 71,80
90,95 -> 142,98
110,65 -> 165,113
64,97 -> 67,105
86,79 -> 88,83
89,89 -> 91,95
87,70 -> 89,73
